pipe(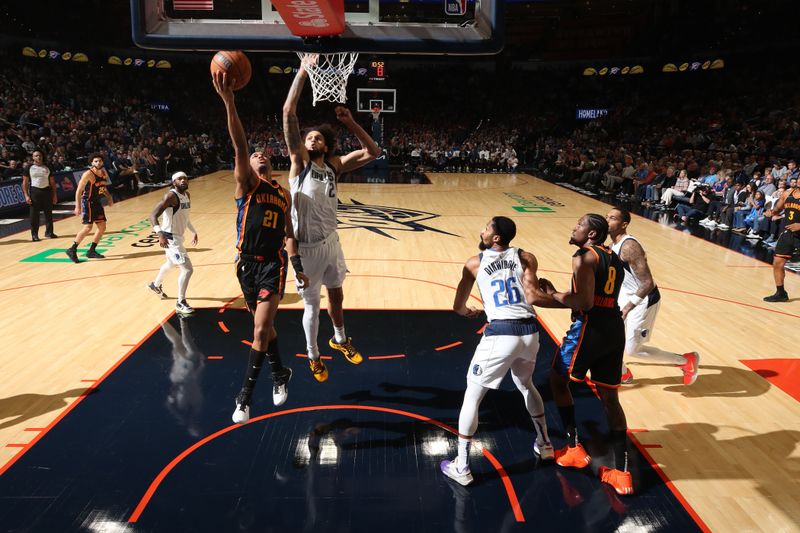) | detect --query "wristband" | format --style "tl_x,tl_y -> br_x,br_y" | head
628,295 -> 644,306
153,225 -> 162,233
290,255 -> 304,273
